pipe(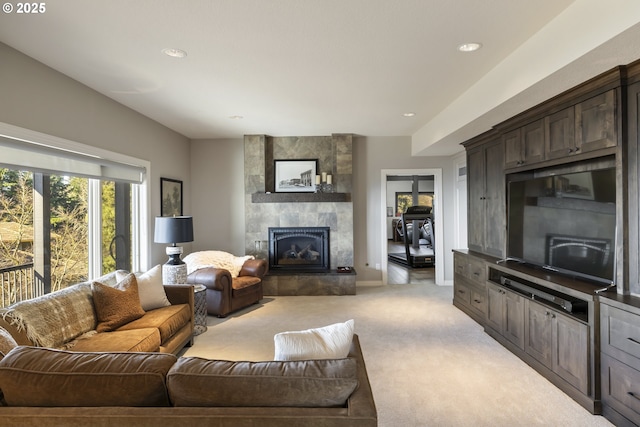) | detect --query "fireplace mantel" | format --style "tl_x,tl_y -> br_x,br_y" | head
251,192 -> 350,203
